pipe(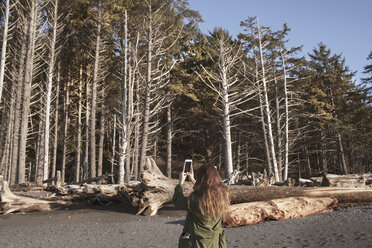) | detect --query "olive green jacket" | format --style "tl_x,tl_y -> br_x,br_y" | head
172,184 -> 226,248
